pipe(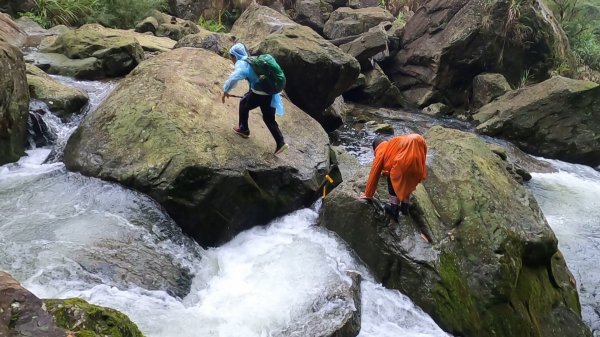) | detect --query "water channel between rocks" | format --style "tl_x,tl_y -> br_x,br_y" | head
1,66 -> 599,336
